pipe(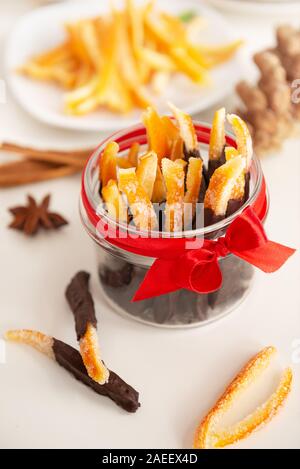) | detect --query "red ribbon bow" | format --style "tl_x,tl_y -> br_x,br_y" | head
133,206 -> 295,301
